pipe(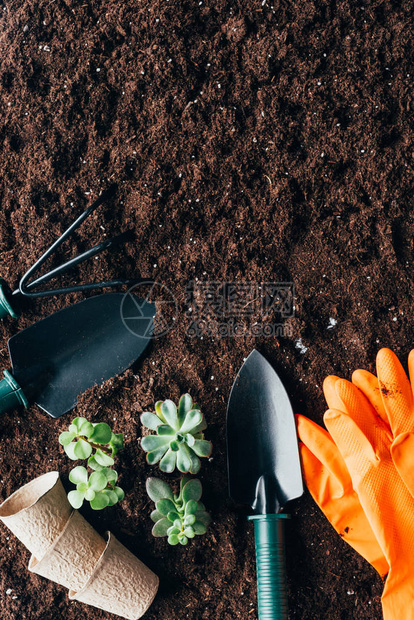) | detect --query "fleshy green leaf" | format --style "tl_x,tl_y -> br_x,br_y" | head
141,412 -> 163,431
88,455 -> 104,471
141,435 -> 170,452
109,433 -> 124,456
178,394 -> 193,425
192,440 -> 212,458
64,442 -> 78,460
146,478 -> 174,503
195,511 -> 211,527
90,423 -> 112,445
156,498 -> 176,516
69,466 -> 88,485
114,487 -> 125,501
77,482 -> 88,493
94,449 -> 114,467
102,468 -> 118,484
68,490 -> 84,509
179,535 -> 188,545
185,434 -> 195,447
167,511 -> 180,522
147,446 -> 169,465
155,400 -> 167,423
90,492 -> 110,510
89,471 -> 108,492
102,489 -> 119,506
72,417 -> 88,432
168,534 -> 179,545
193,521 -> 207,535
185,500 -> 198,515
159,449 -> 177,473
180,409 -> 202,434
152,518 -> 171,537
184,514 -> 196,526
184,527 -> 195,538
176,446 -> 192,473
59,431 -> 76,446
157,425 -> 177,436
78,420 -> 94,438
182,479 -> 202,503
188,451 -> 201,475
160,400 -> 179,430
74,438 -> 93,459
167,526 -> 181,536
151,509 -> 164,523
84,488 -> 96,501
